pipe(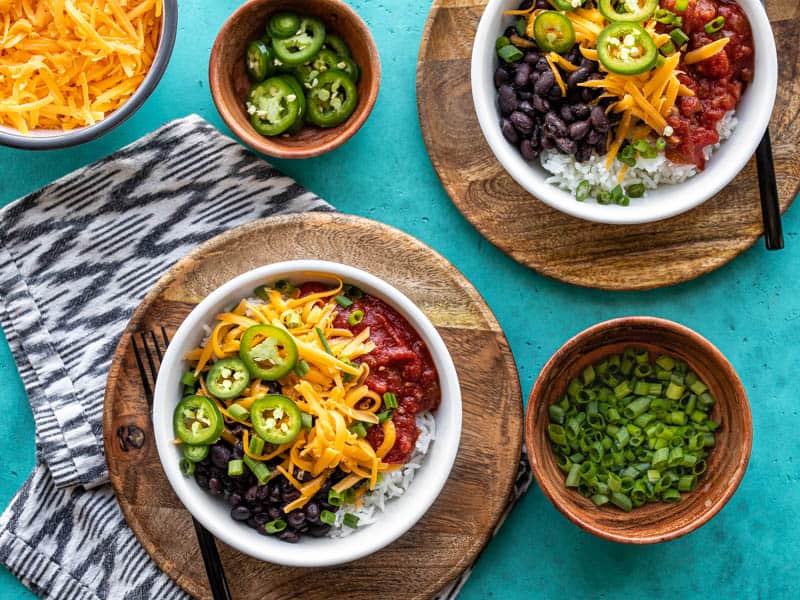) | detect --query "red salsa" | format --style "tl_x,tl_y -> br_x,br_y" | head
660,0 -> 754,169
299,283 -> 441,464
